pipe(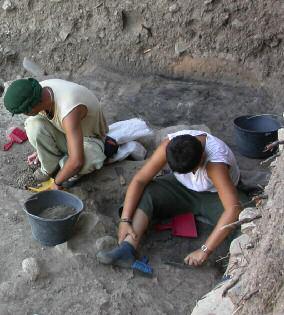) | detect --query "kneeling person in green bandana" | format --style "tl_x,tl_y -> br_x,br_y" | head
4,78 -> 108,189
